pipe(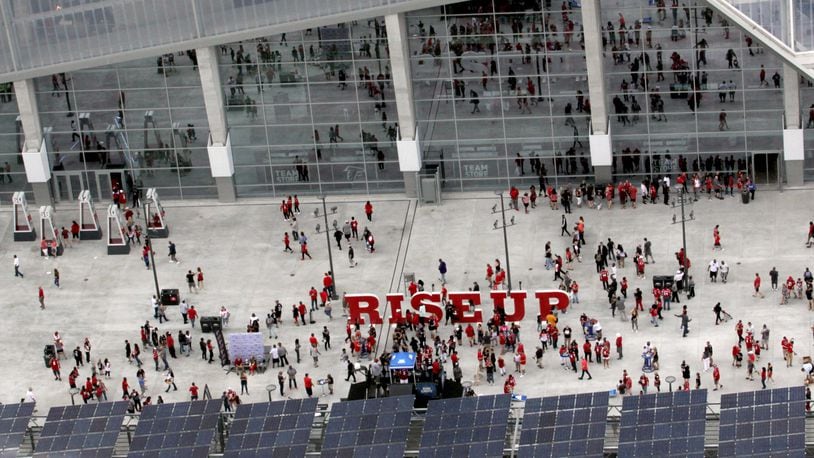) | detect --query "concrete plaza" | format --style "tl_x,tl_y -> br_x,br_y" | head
0,187 -> 812,411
